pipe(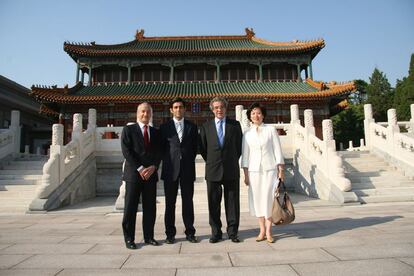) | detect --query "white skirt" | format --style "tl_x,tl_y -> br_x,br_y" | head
248,169 -> 278,218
